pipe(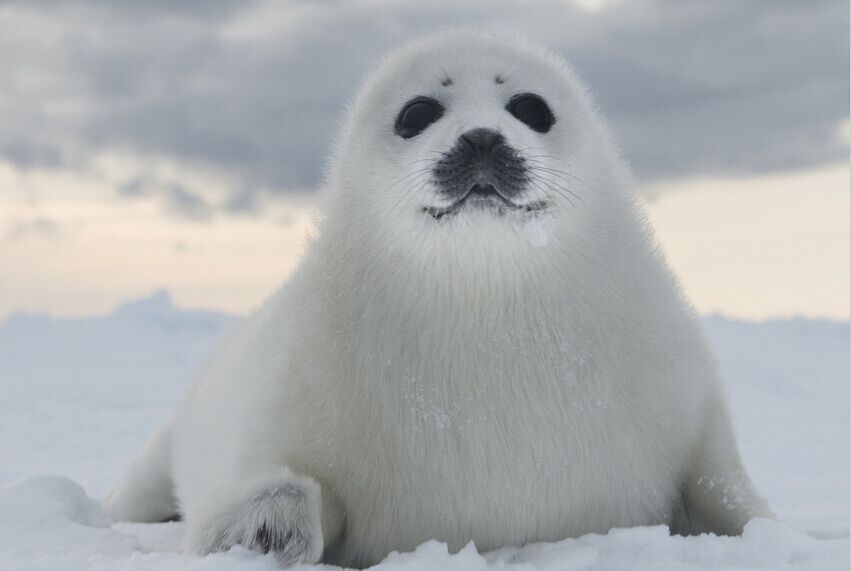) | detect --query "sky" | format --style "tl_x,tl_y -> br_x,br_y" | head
0,0 -> 848,320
